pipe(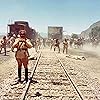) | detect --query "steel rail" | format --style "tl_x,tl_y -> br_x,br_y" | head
20,52 -> 41,100
54,53 -> 84,100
